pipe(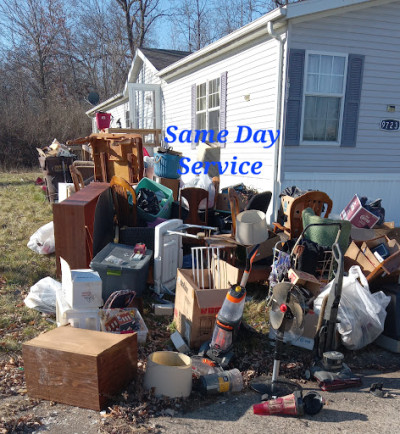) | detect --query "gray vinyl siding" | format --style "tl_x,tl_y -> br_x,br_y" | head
283,1 -> 400,174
